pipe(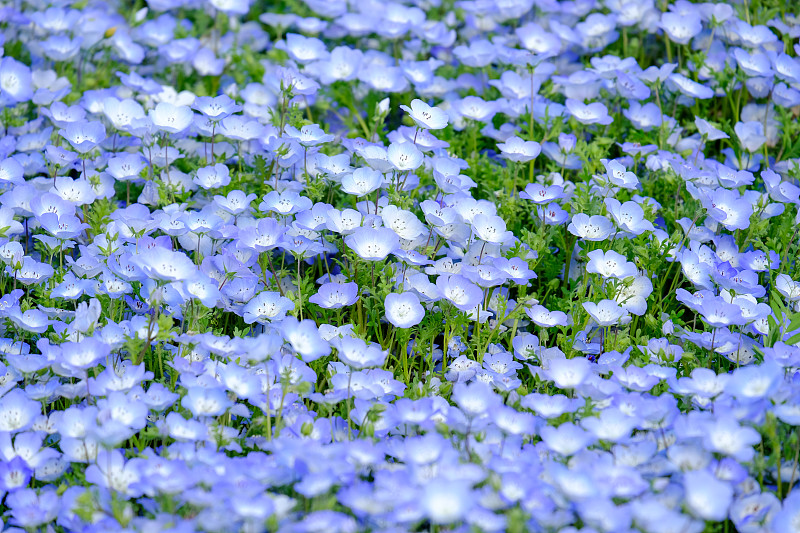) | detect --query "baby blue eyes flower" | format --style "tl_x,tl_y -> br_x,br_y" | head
683,469 -> 733,522
660,11 -> 703,45
586,249 -> 638,279
387,142 -> 424,172
132,247 -> 197,283
526,304 -> 568,327
399,99 -> 449,130
344,226 -> 399,261
0,389 -> 41,433
583,299 -> 629,327
568,213 -> 614,241
384,292 -> 425,328
149,102 -> 194,134
193,96 -> 242,122
436,274 -> 483,312
497,136 -> 541,162
0,57 -> 33,104
309,281 -> 359,309
667,73 -> 715,99
58,121 -> 106,153
242,291 -> 294,323
332,337 -> 387,369
734,121 -> 768,153
193,164 -> 231,189
566,99 -> 613,125
602,158 -> 640,189
284,123 -> 334,147
340,167 -> 383,197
